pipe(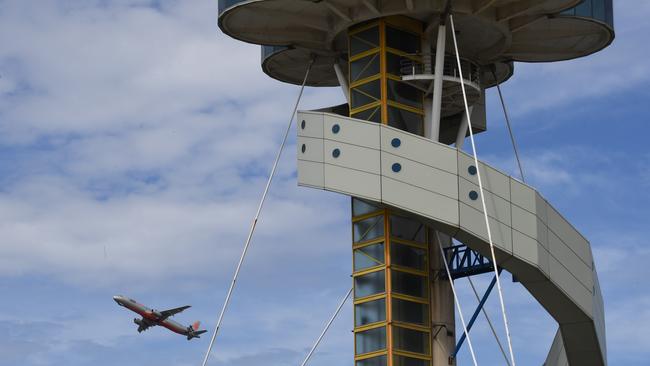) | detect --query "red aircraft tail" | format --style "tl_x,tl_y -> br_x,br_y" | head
192,321 -> 201,331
